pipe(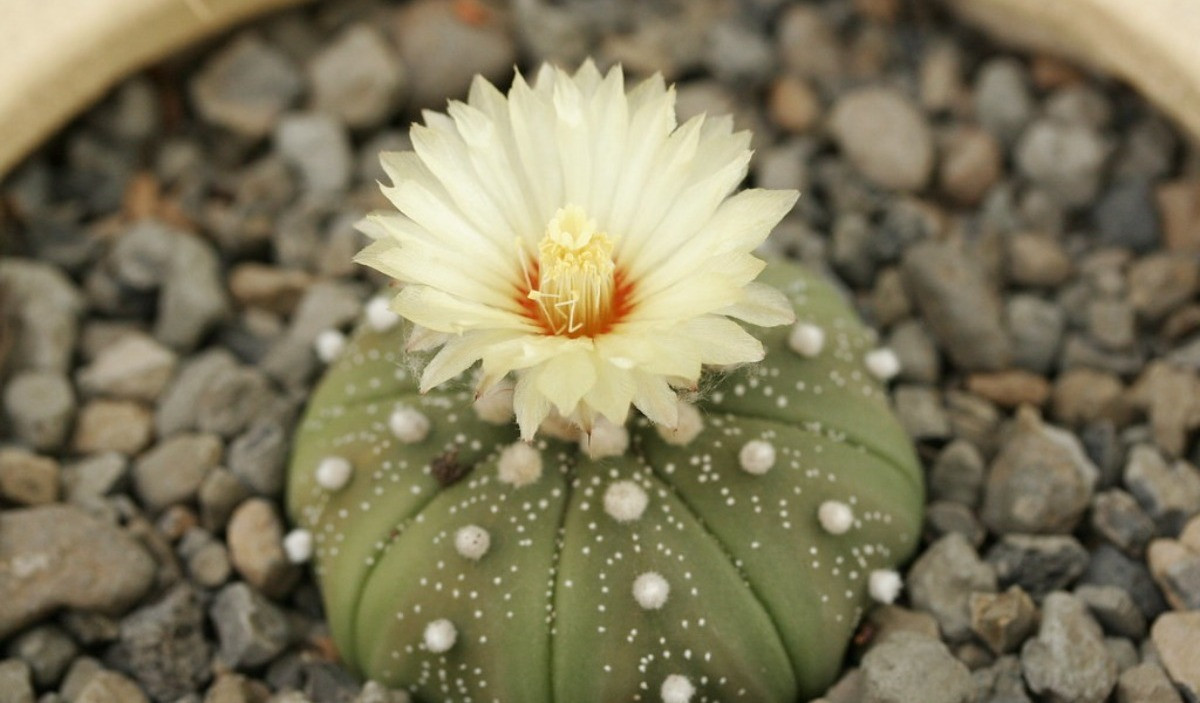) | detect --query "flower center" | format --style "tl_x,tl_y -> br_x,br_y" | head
527,205 -> 618,338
